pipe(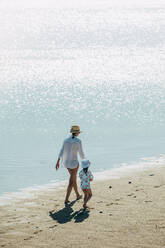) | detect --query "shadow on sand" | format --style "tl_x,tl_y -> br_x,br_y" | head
49,200 -> 90,224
